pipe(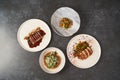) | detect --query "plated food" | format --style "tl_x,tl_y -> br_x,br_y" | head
44,51 -> 61,69
73,41 -> 93,60
17,19 -> 51,52
67,34 -> 101,69
17,7 -> 101,72
24,27 -> 46,48
59,17 -> 73,29
39,47 -> 65,74
51,7 -> 80,37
